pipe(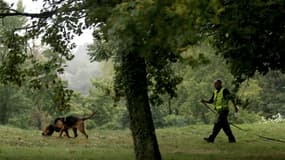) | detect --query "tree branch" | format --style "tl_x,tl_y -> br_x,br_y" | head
0,8 -> 56,19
